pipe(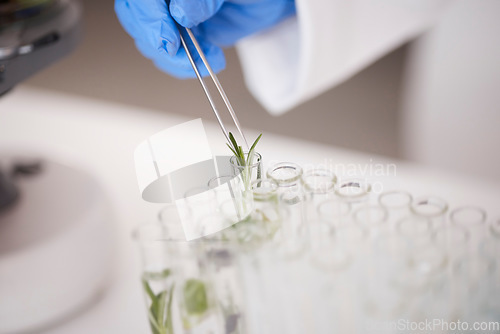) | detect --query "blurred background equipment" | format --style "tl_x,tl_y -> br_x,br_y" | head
0,0 -> 82,95
0,0 -> 82,217
0,2 -> 114,333
0,153 -> 113,334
